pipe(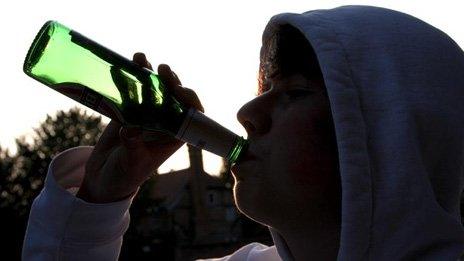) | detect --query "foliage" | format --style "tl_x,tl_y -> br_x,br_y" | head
0,107 -> 105,259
